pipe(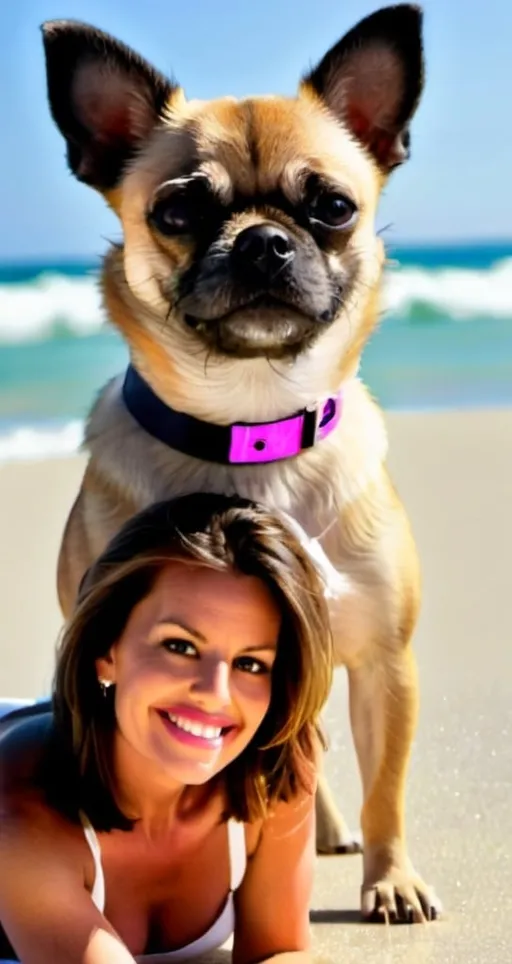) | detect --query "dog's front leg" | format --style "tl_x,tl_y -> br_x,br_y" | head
315,769 -> 362,855
348,646 -> 441,922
